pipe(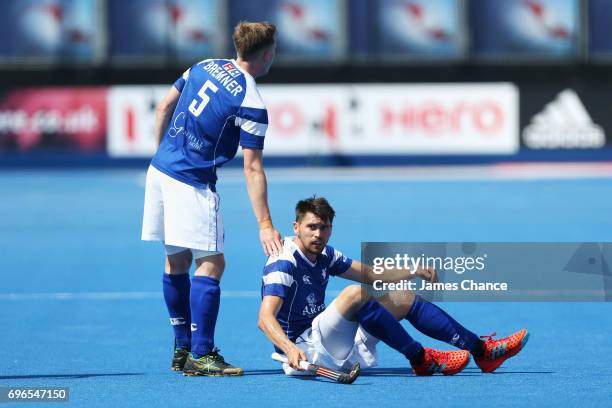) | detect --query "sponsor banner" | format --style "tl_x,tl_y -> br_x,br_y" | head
107,84 -> 348,157
374,0 -> 464,58
0,0 -> 100,62
107,86 -> 167,157
109,0 -> 224,62
520,85 -> 611,150
346,84 -> 518,154
228,0 -> 345,60
470,0 -> 580,59
589,0 -> 612,59
0,88 -> 107,152
106,83 -> 519,157
257,85 -> 348,155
